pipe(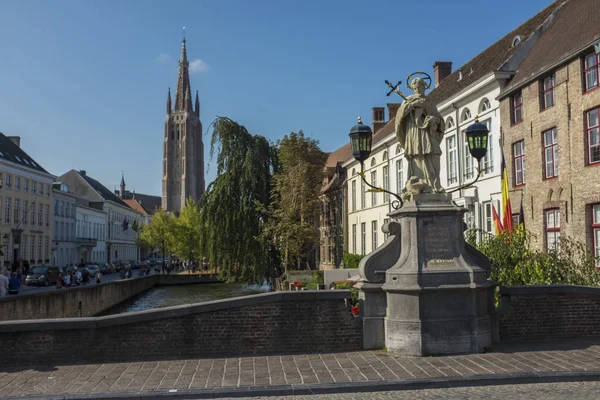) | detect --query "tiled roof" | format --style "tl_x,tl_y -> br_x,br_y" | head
76,171 -> 129,208
426,0 -> 562,105
501,0 -> 600,96
0,132 -> 49,173
132,193 -> 162,214
123,199 -> 149,215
